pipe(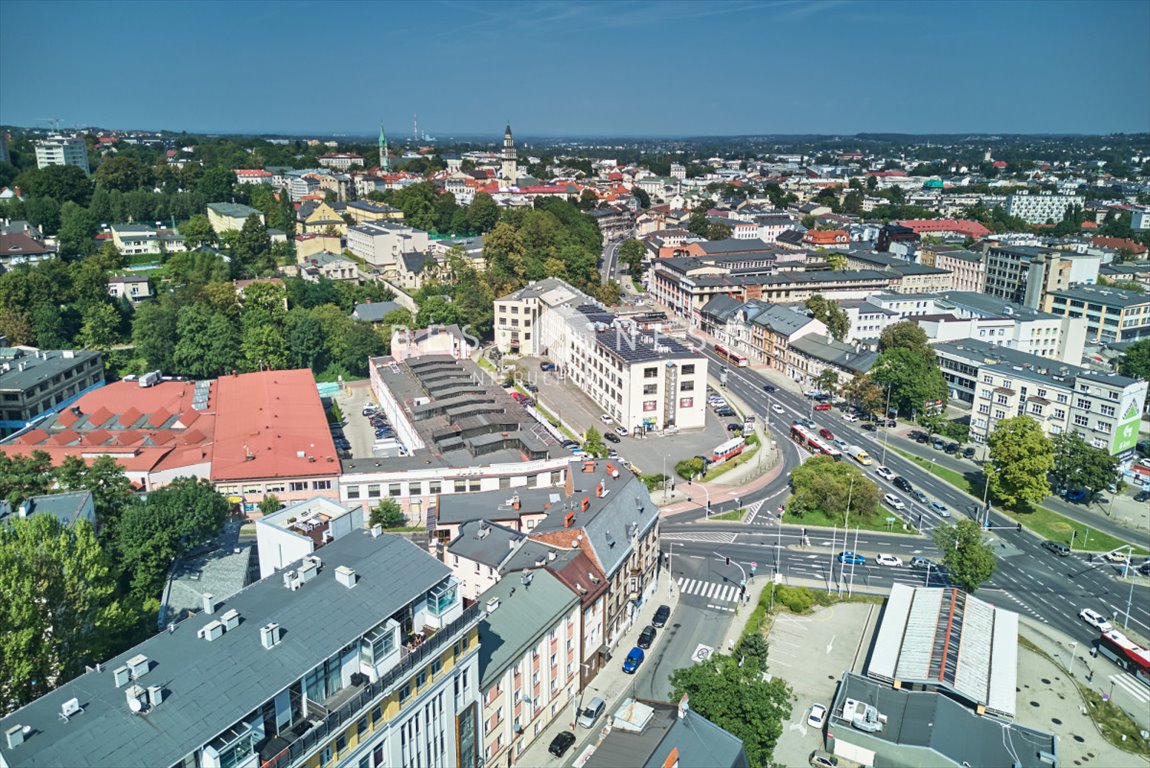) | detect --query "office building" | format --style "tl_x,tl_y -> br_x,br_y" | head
0,532 -> 482,768
1045,284 -> 1150,343
0,347 -> 104,436
34,135 -> 89,173
982,244 -> 1071,310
